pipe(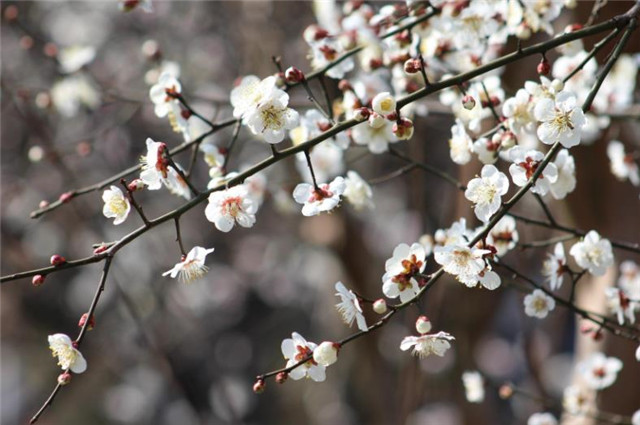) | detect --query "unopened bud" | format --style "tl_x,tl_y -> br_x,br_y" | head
537,58 -> 551,76
128,179 -> 145,192
515,23 -> 531,40
499,384 -> 513,399
180,108 -> 192,120
416,315 -> 432,334
275,372 -> 288,384
338,79 -> 353,92
78,313 -> 95,331
32,274 -> 45,287
57,372 -> 72,386
352,107 -> 370,122
501,131 -> 517,149
369,58 -> 383,70
303,25 -> 329,43
462,94 -> 476,110
392,118 -> 414,140
403,58 -> 422,74
59,192 -> 73,203
285,67 -> 305,83
373,298 -> 387,314
4,5 -> 18,21
50,254 -> 66,266
39,200 -> 50,209
368,112 -> 385,129
253,379 -> 266,394
313,341 -> 340,366
551,79 -> 564,93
